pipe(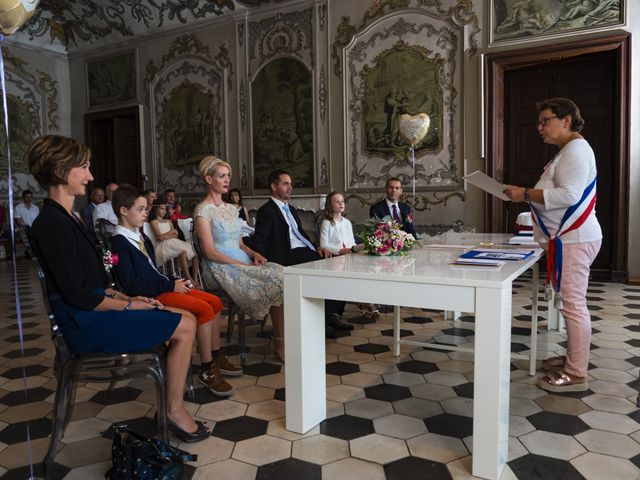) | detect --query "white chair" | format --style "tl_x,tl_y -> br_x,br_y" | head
177,218 -> 193,244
